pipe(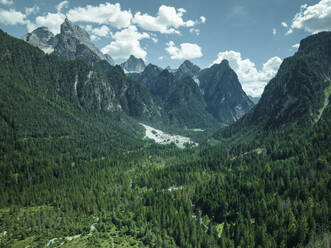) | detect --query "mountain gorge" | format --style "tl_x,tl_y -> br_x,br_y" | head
217,31 -> 331,138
